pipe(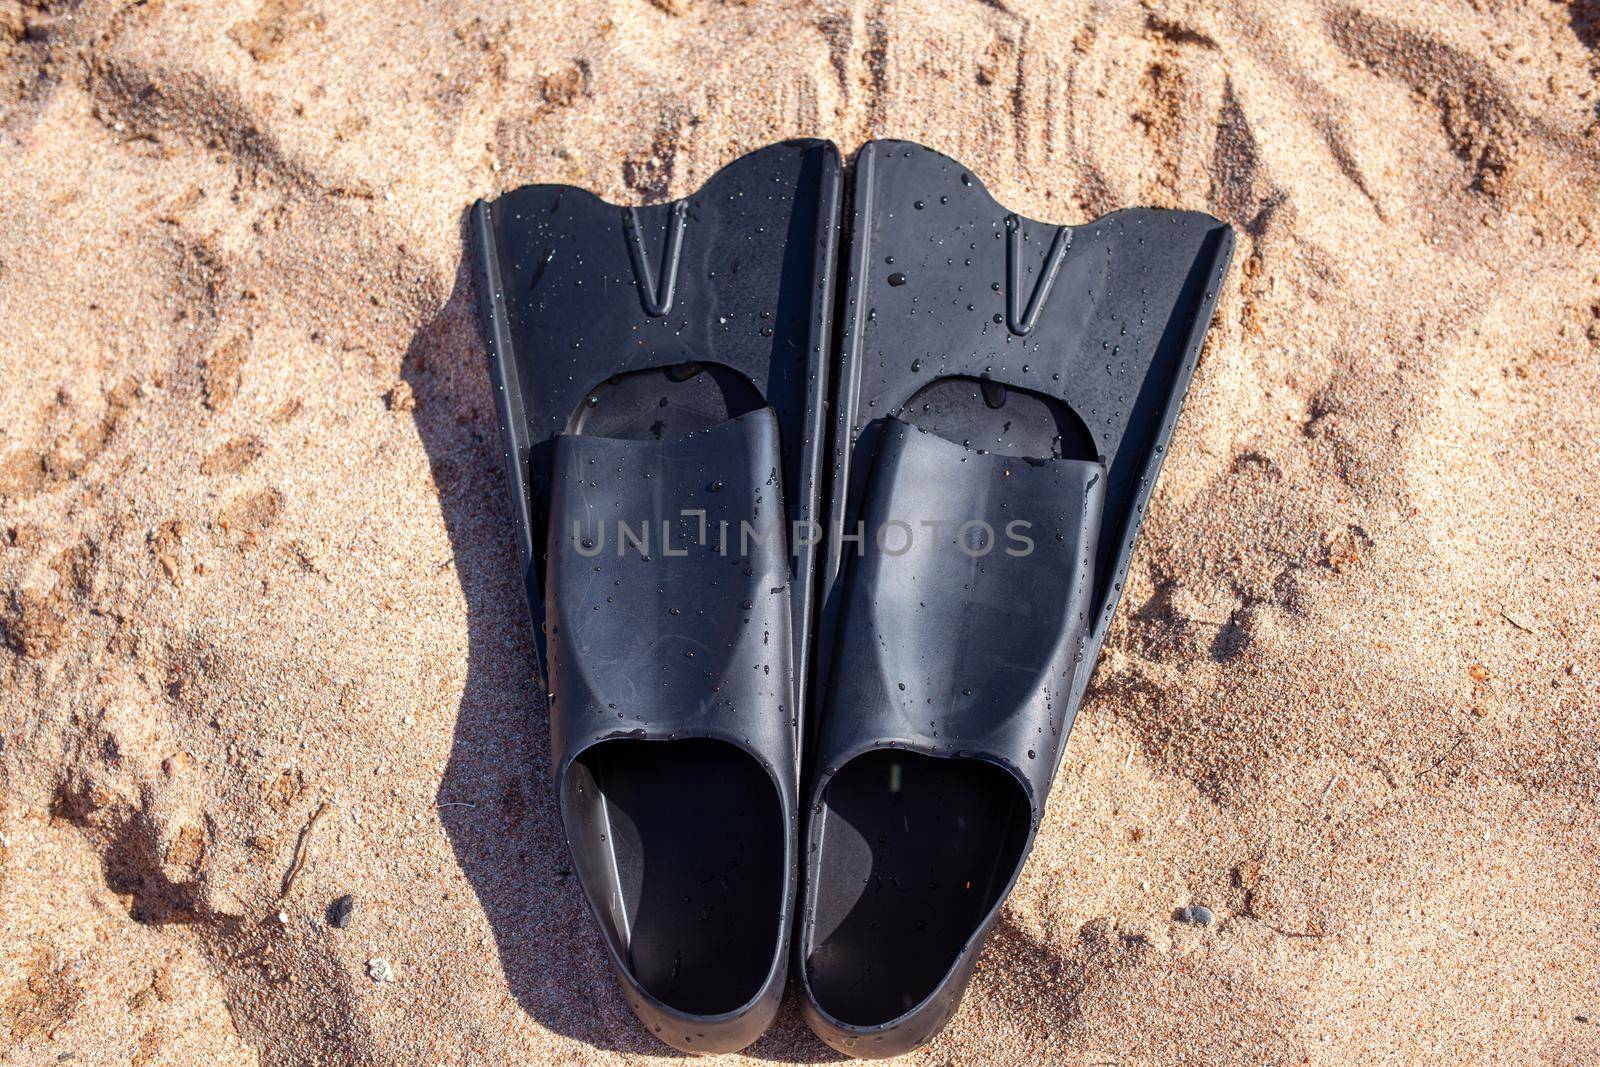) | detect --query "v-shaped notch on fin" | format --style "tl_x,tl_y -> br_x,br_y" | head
623,201 -> 688,317
1004,215 -> 1070,337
